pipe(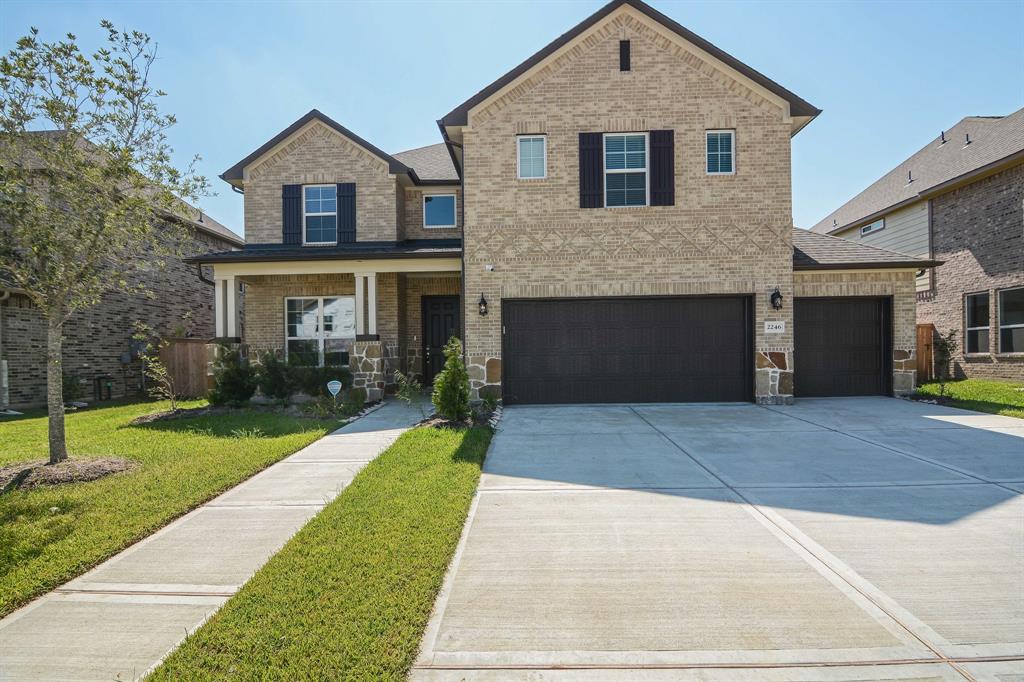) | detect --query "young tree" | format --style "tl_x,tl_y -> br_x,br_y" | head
933,329 -> 959,397
0,23 -> 208,463
431,337 -> 470,422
